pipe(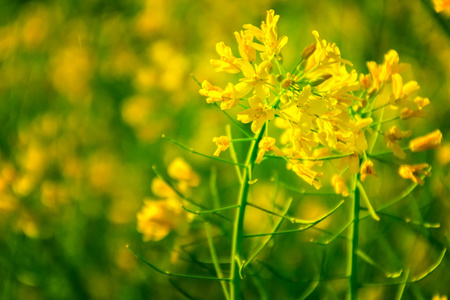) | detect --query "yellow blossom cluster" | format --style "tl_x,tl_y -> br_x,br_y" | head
137,158 -> 199,241
200,10 -> 442,191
